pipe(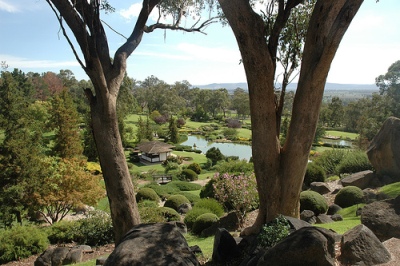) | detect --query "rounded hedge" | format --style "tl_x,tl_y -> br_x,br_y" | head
199,179 -> 216,199
136,187 -> 160,203
179,169 -> 198,181
167,181 -> 202,191
334,186 -> 364,208
158,207 -> 181,222
300,190 -> 328,215
178,191 -> 200,205
194,198 -> 224,217
144,183 -> 180,200
192,213 -> 219,235
184,207 -> 212,230
164,194 -> 191,211
187,162 -> 202,174
304,162 -> 326,187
